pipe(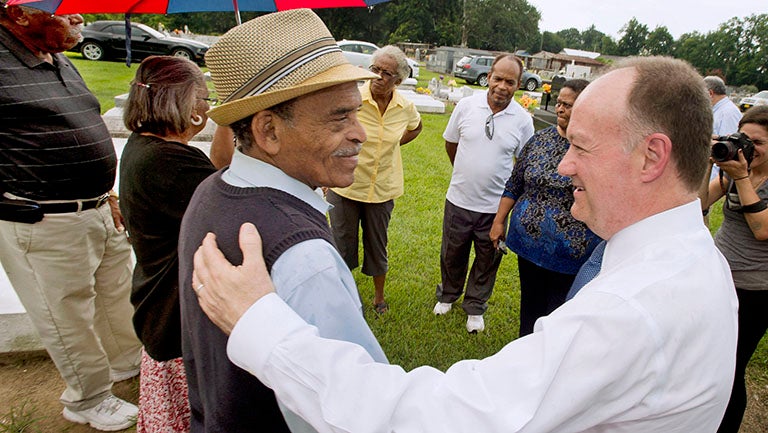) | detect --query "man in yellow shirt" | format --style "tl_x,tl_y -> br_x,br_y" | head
327,46 -> 422,314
